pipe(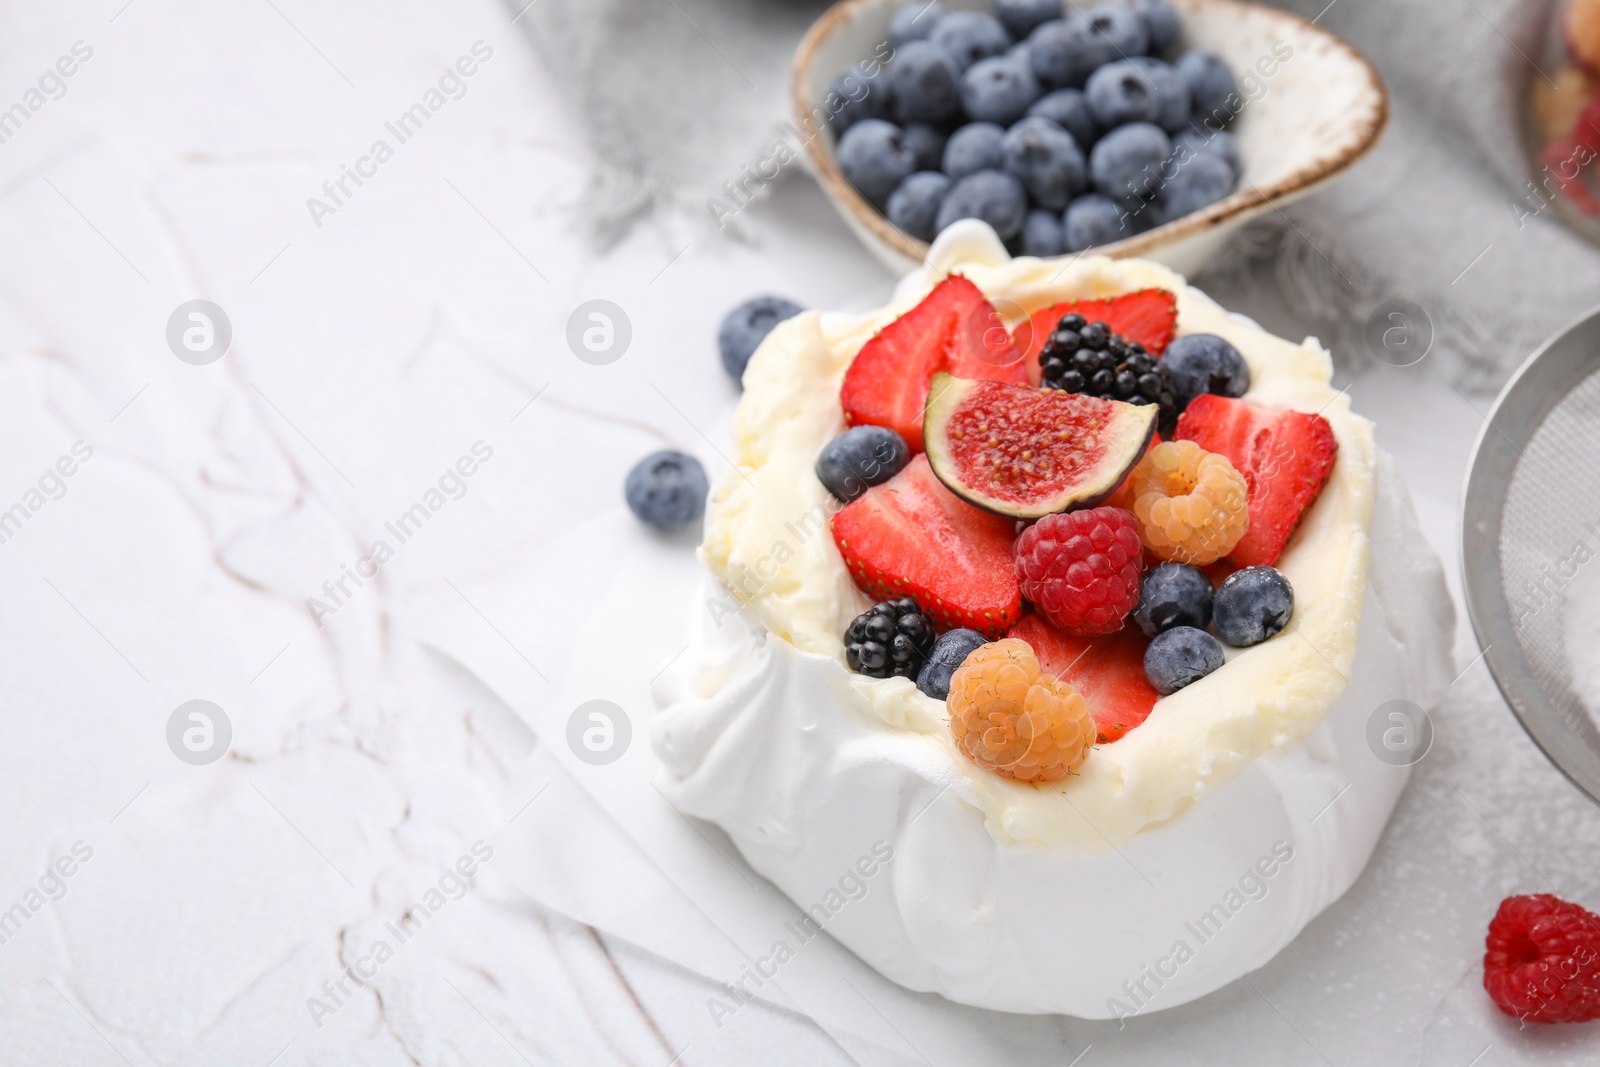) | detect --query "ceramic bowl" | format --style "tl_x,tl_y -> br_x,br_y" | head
792,0 -> 1388,275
